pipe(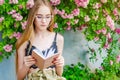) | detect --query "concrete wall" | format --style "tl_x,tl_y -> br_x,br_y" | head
0,31 -> 107,80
